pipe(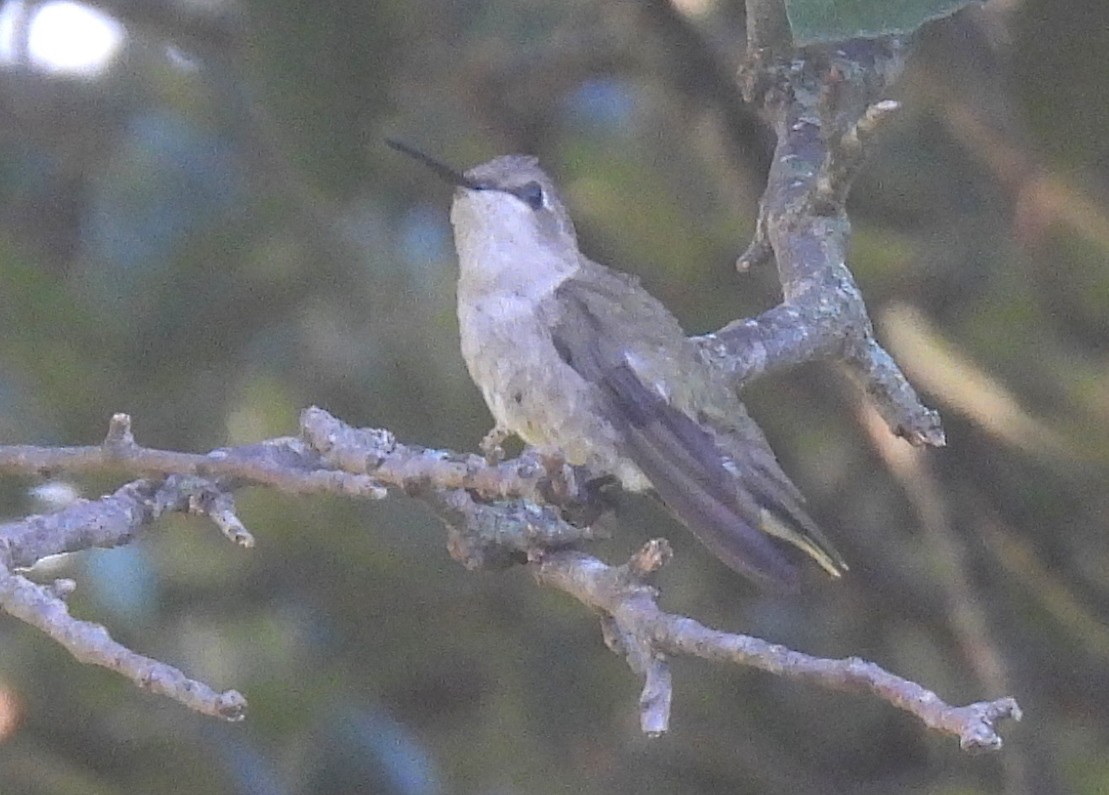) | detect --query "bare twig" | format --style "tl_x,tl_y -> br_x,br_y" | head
0,476 -> 250,719
0,561 -> 245,720
878,304 -> 1070,459
190,488 -> 255,548
535,547 -> 1020,750
428,489 -> 598,571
